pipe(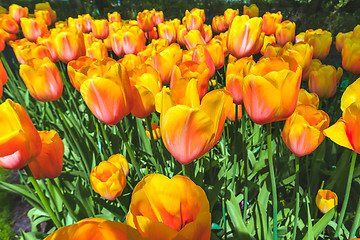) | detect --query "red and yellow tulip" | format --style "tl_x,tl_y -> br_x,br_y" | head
316,190 -> 338,214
